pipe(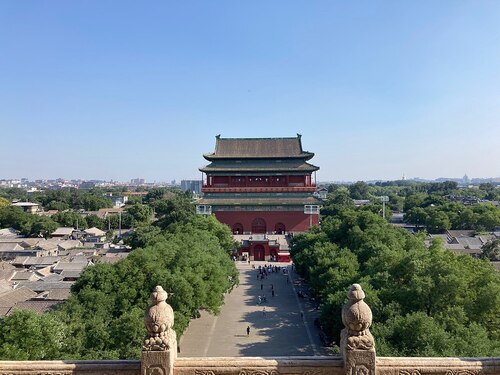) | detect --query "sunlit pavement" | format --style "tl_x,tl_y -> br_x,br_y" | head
179,261 -> 331,357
